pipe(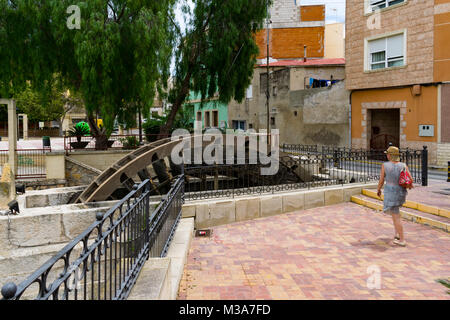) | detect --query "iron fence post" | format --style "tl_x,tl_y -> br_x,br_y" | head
447,161 -> 449,183
421,146 -> 428,186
